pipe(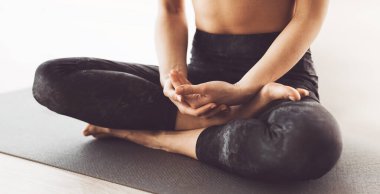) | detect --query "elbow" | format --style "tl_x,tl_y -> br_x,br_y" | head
158,0 -> 185,16
162,5 -> 183,15
292,0 -> 329,24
